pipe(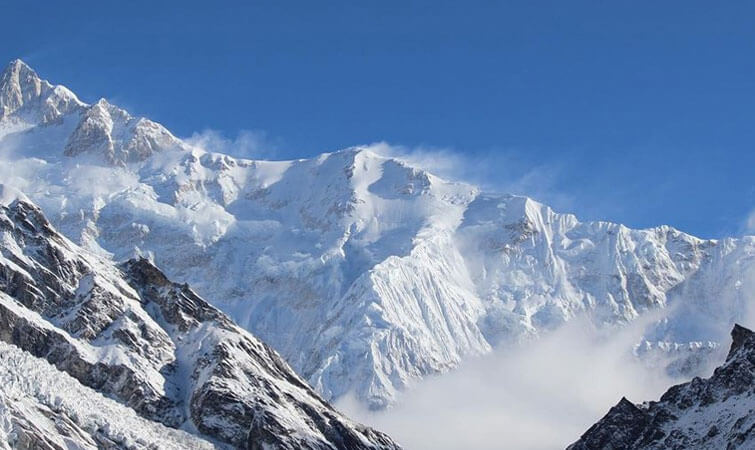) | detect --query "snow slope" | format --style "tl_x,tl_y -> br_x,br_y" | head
1,59 -> 753,409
